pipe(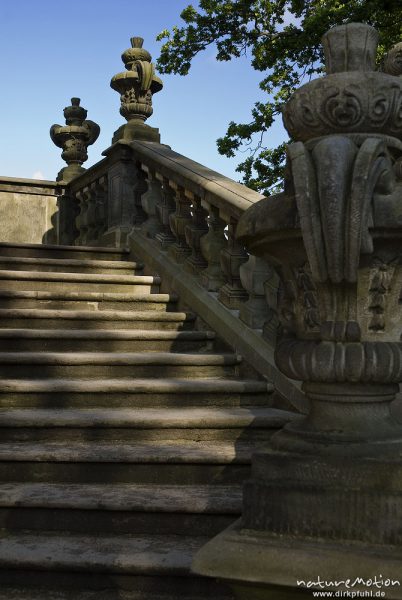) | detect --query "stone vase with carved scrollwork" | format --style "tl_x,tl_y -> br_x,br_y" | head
193,23 -> 402,599
50,98 -> 100,183
110,37 -> 163,143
